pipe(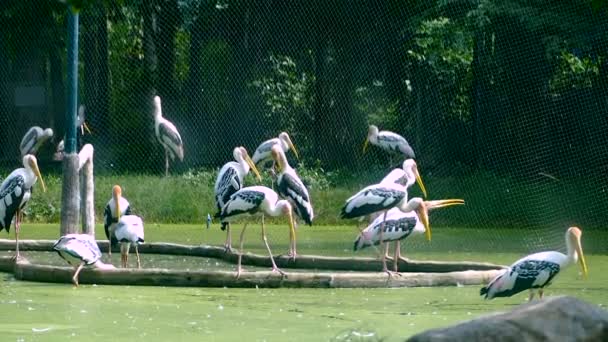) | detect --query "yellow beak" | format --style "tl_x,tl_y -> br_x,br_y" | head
115,196 -> 121,220
288,141 -> 300,160
82,121 -> 92,134
415,171 -> 428,198
419,206 -> 431,241
32,162 -> 46,193
575,240 -> 588,279
246,155 -> 262,182
363,138 -> 369,153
